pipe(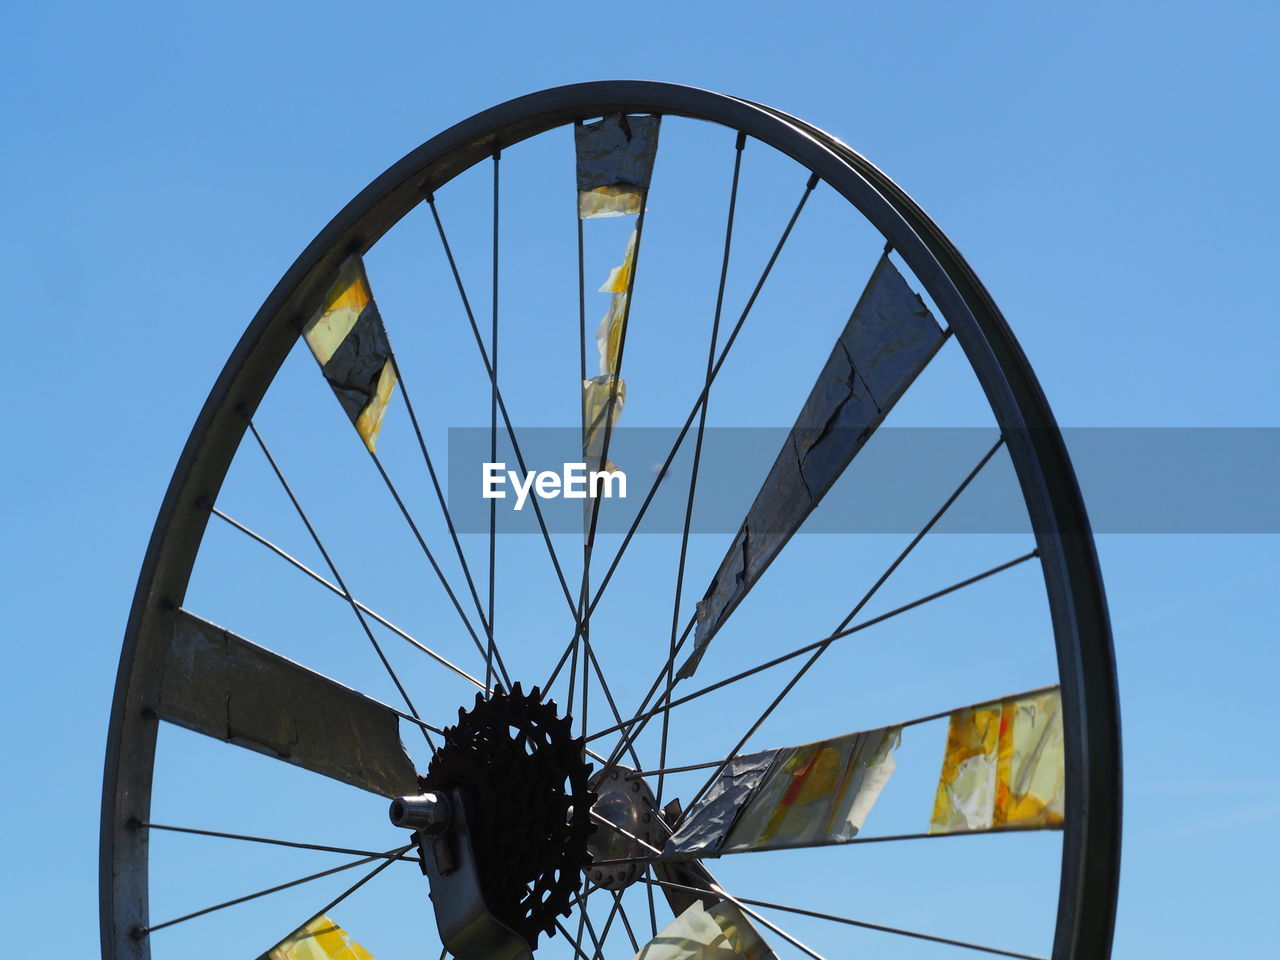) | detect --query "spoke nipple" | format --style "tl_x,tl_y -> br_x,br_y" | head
130,926 -> 148,940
